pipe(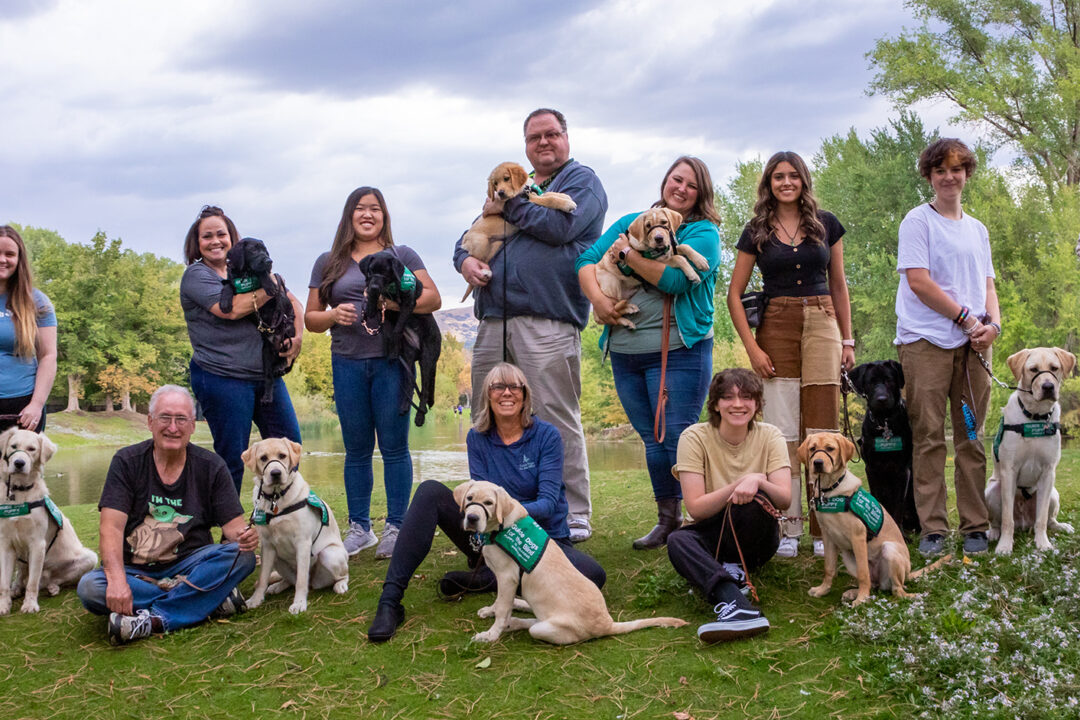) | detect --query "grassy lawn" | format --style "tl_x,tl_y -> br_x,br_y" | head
1,441 -> 1078,719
